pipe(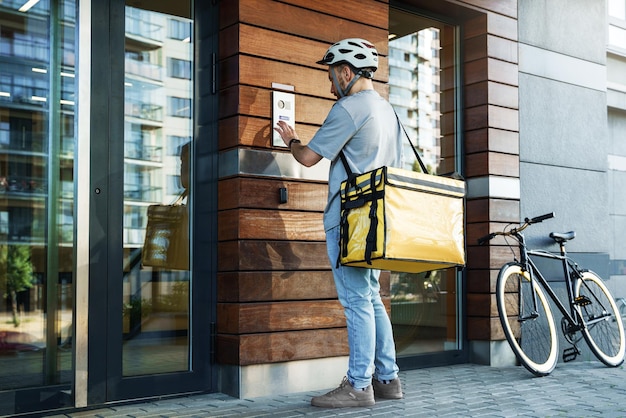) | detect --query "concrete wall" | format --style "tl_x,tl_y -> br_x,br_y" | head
518,0 -> 610,259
